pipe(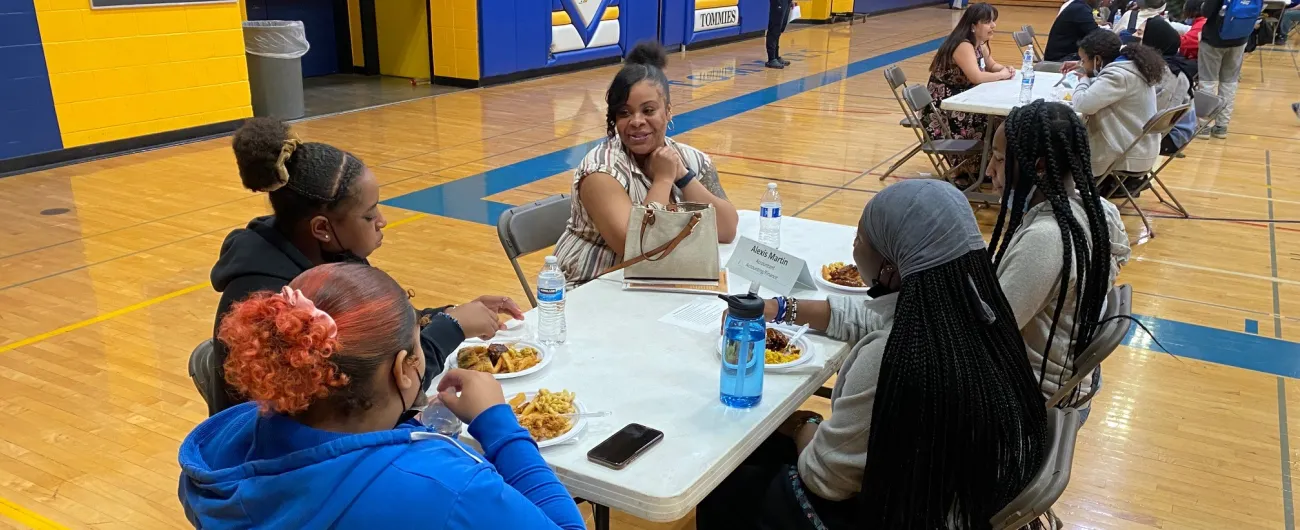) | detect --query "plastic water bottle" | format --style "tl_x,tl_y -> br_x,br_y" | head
759,183 -> 781,248
1019,47 -> 1035,104
536,256 -> 566,345
718,293 -> 765,408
